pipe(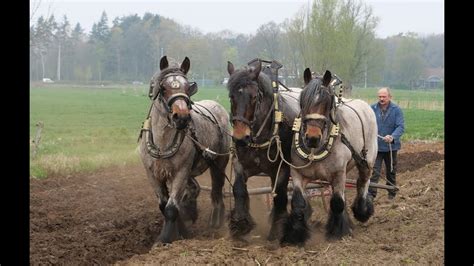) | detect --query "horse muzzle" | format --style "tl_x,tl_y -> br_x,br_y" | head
171,99 -> 191,130
232,120 -> 251,146
305,124 -> 322,148
232,135 -> 251,147
305,135 -> 321,148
